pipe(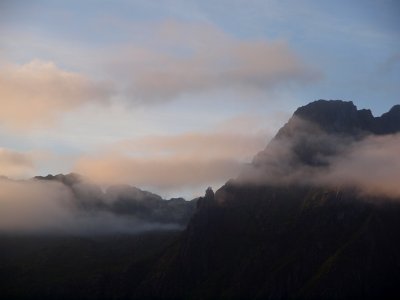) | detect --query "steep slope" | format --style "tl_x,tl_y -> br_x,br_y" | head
139,100 -> 400,299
